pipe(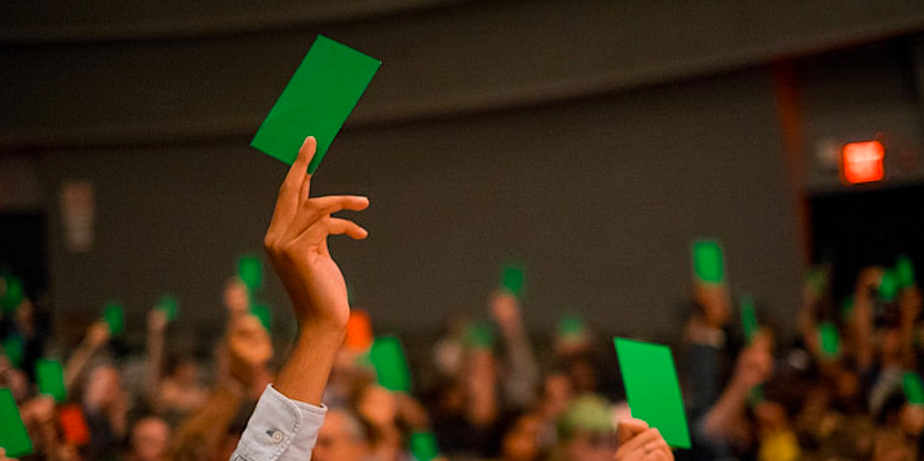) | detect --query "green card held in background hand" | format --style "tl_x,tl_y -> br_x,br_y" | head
251,305 -> 272,332
251,35 -> 382,174
614,338 -> 691,449
156,295 -> 179,322
692,240 -> 724,284
465,321 -> 495,350
370,336 -> 411,392
237,255 -> 264,292
36,359 -> 67,402
741,295 -> 758,345
409,431 -> 440,461
0,388 -> 33,458
500,262 -> 526,298
103,302 -> 125,337
896,255 -> 915,289
879,270 -> 898,303
818,322 -> 840,359
904,372 -> 924,405
2,335 -> 24,369
1,275 -> 23,314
